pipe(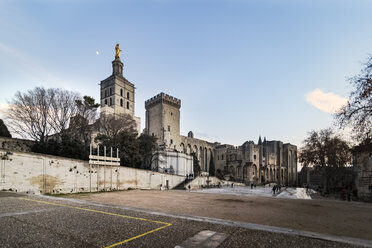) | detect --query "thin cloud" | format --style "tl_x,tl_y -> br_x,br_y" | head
306,88 -> 348,113
0,42 -> 67,88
